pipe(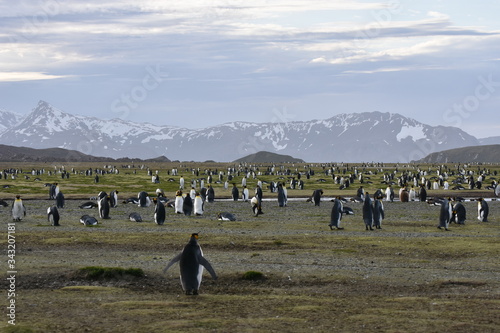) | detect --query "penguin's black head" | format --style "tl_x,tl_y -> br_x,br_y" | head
191,233 -> 199,240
